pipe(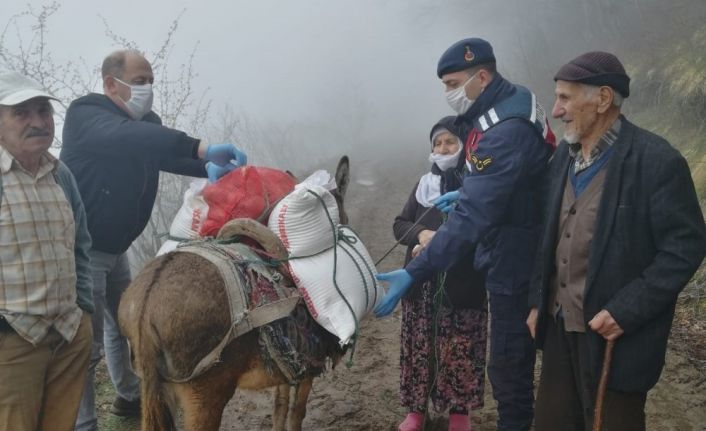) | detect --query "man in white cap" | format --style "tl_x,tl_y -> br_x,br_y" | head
0,71 -> 94,430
